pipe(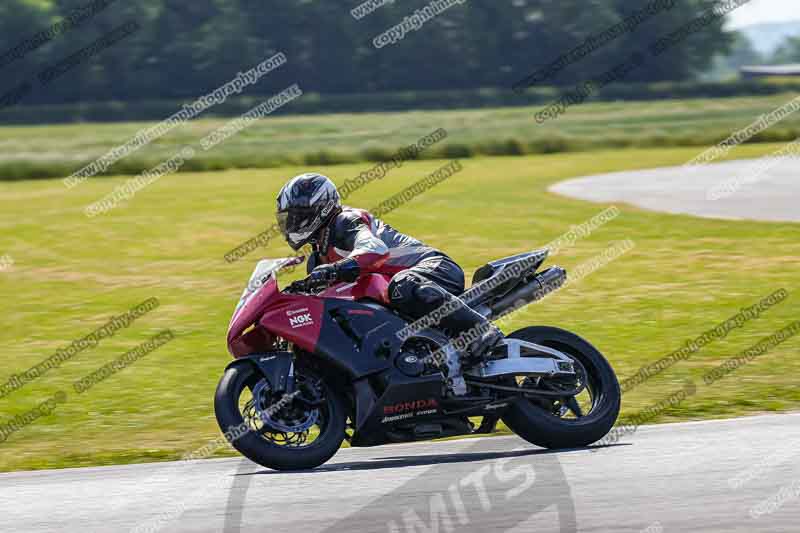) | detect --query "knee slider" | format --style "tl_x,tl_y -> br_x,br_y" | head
413,283 -> 448,306
388,274 -> 418,309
